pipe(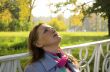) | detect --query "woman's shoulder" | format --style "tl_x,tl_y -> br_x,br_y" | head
24,61 -> 45,72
